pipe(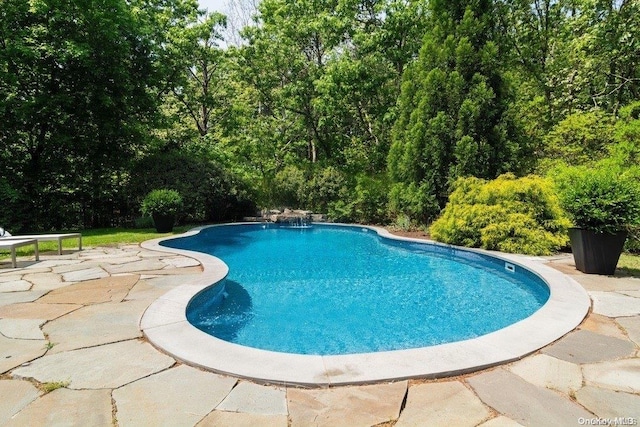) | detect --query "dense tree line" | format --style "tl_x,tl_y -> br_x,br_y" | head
1,0 -> 638,231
